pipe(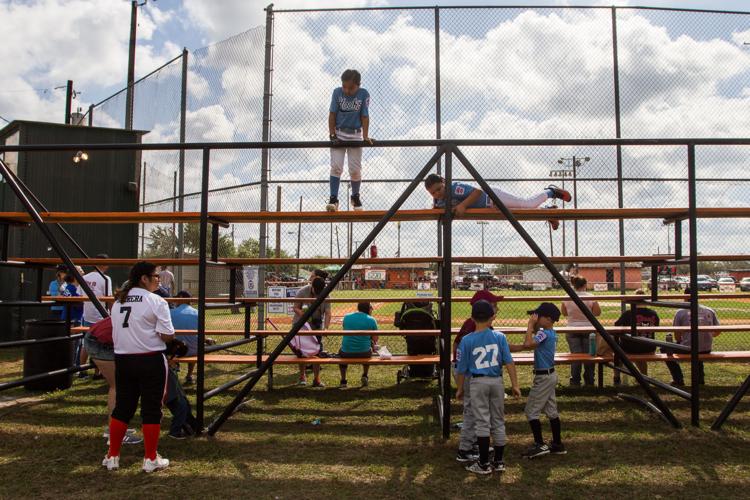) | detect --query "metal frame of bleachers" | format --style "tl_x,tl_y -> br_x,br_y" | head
1,137 -> 749,435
